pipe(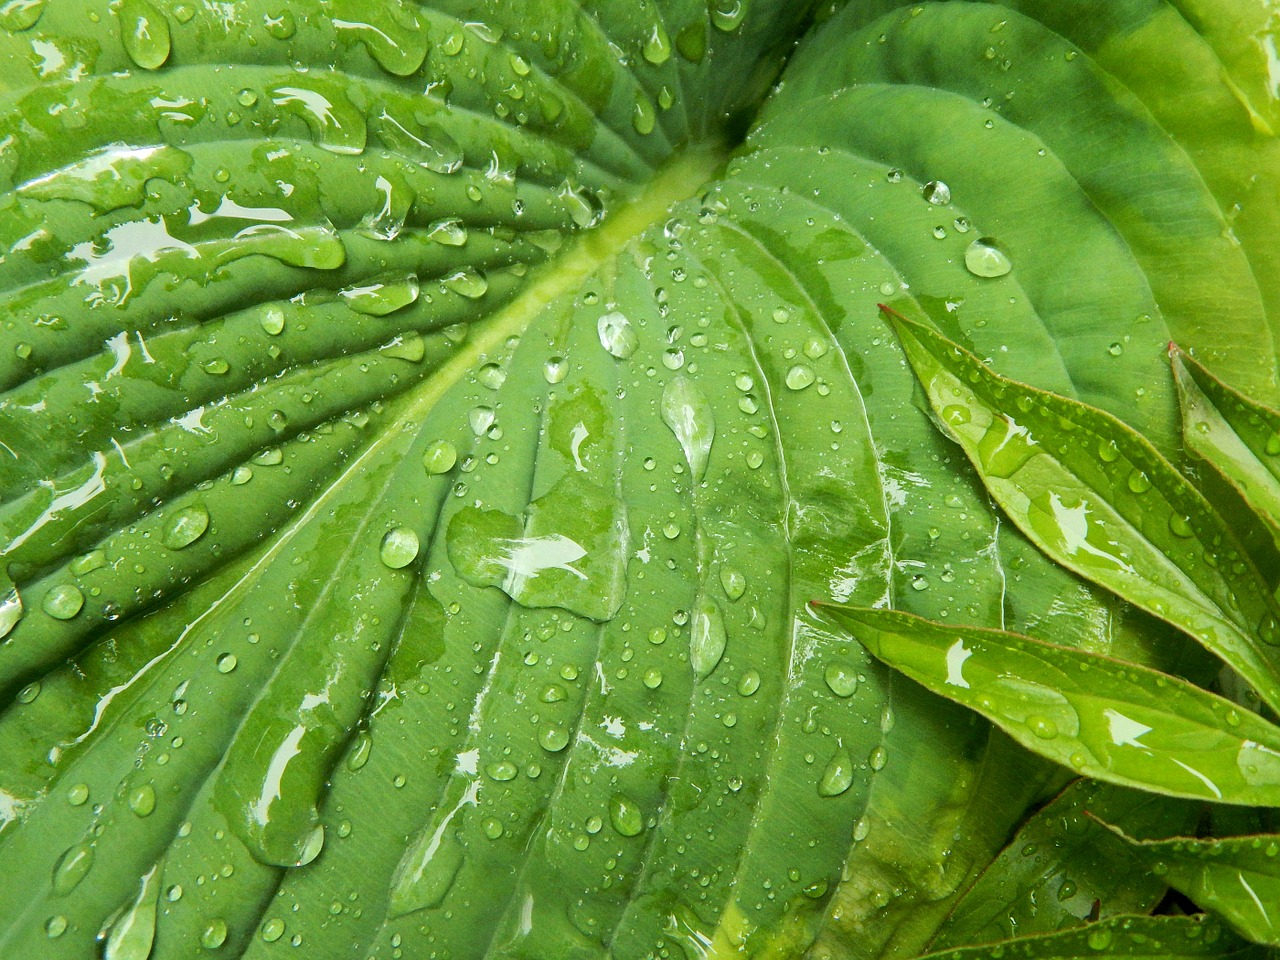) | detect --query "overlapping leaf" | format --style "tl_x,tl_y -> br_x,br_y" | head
0,2 -> 1277,959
